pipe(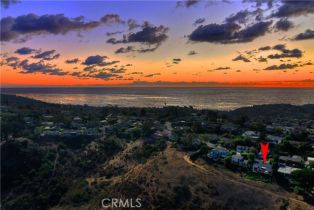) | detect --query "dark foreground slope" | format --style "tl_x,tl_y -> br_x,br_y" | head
1,94 -> 313,210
